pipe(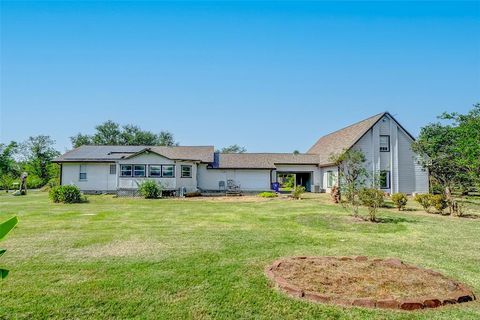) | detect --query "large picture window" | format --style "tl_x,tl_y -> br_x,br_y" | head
162,165 -> 175,178
133,165 -> 146,177
122,164 -> 175,178
149,165 -> 161,177
380,135 -> 390,152
181,165 -> 192,178
120,165 -> 133,177
380,170 -> 390,189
